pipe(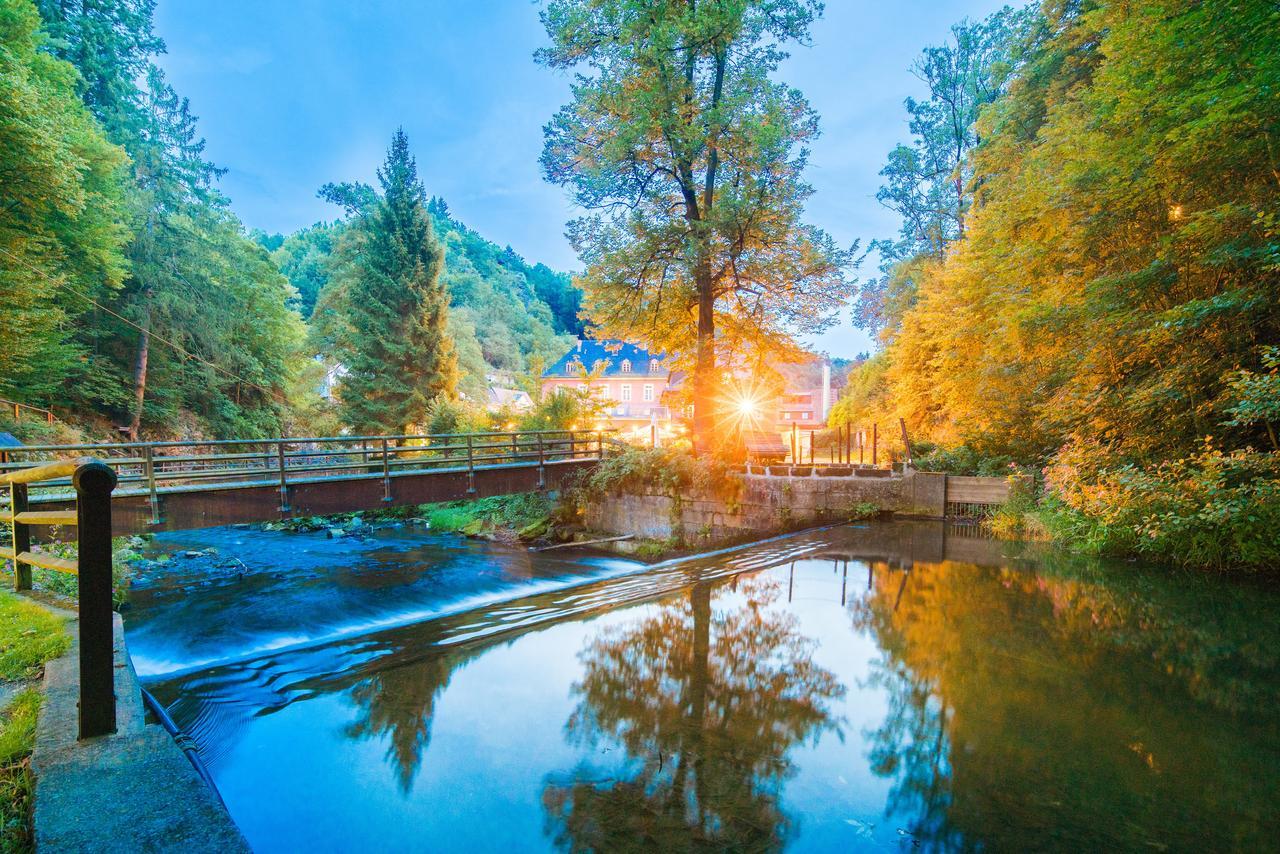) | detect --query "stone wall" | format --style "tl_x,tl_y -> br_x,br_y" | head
583,469 -> 947,544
